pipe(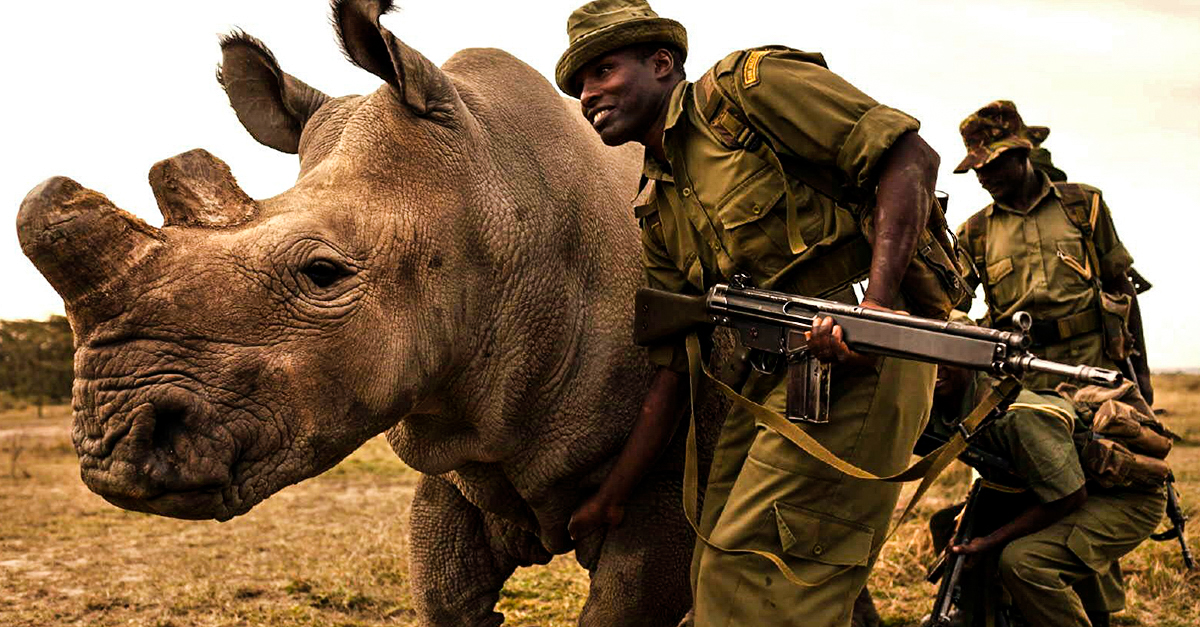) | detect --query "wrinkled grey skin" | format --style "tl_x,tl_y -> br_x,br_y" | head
15,2 -> 726,625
